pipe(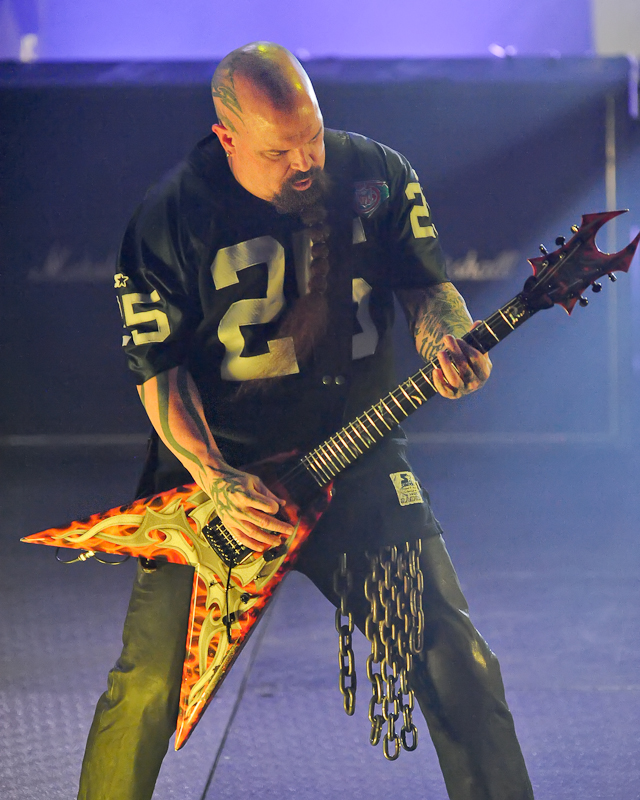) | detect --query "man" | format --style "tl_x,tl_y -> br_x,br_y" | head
79,42 -> 533,800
